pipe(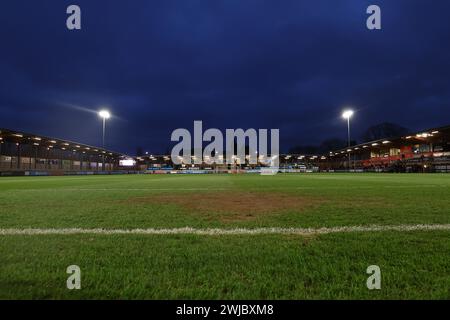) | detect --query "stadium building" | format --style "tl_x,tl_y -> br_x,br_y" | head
136,125 -> 450,174
1,124 -> 449,175
0,128 -> 129,176
322,125 -> 450,173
